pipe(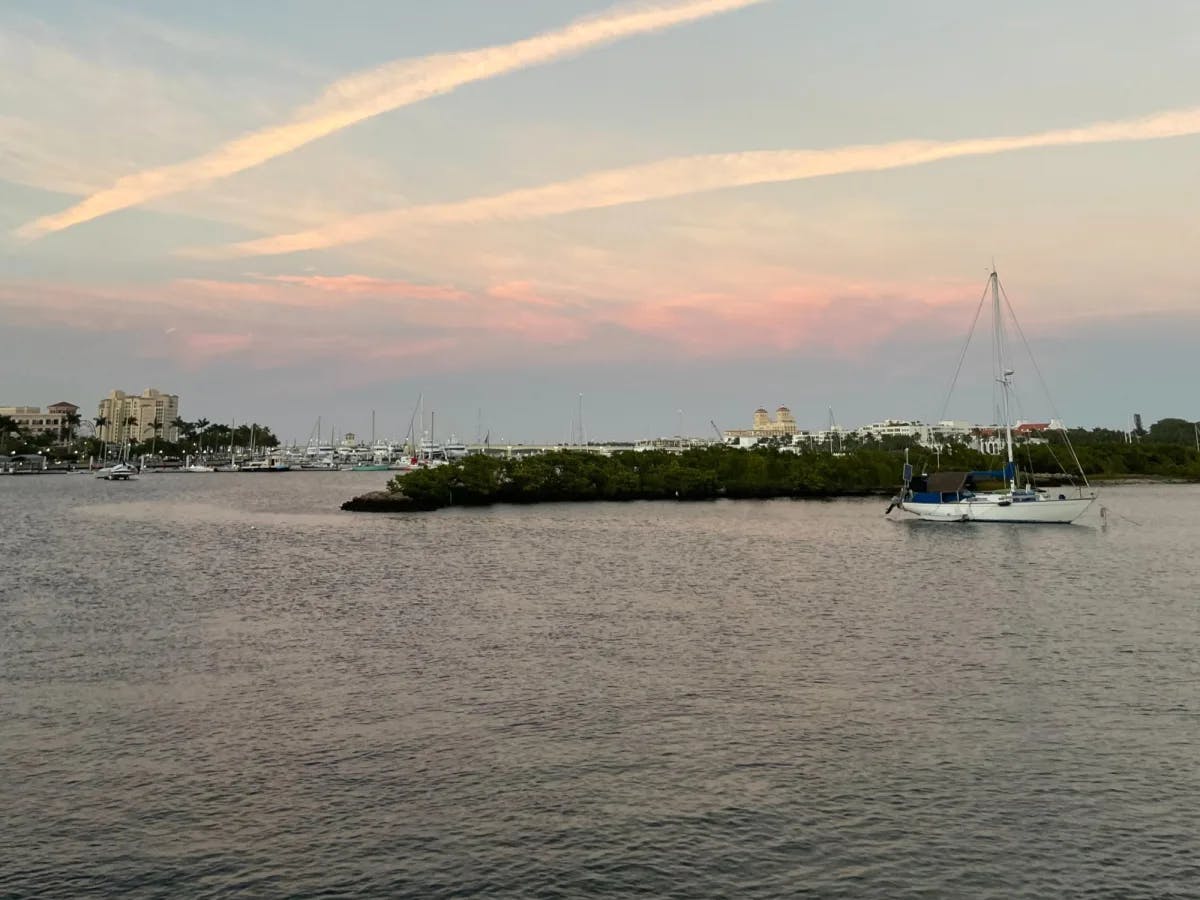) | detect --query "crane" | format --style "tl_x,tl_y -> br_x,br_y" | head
710,420 -> 726,442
